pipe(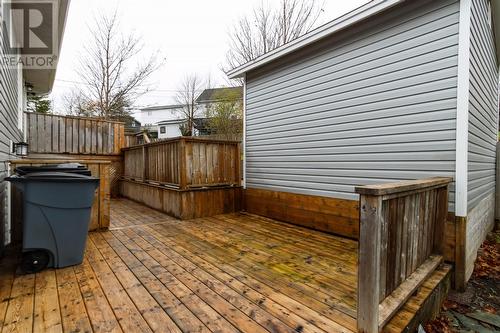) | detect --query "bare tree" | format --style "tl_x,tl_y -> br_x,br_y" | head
77,11 -> 163,119
206,89 -> 243,140
225,0 -> 323,71
63,90 -> 98,117
175,75 -> 203,136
